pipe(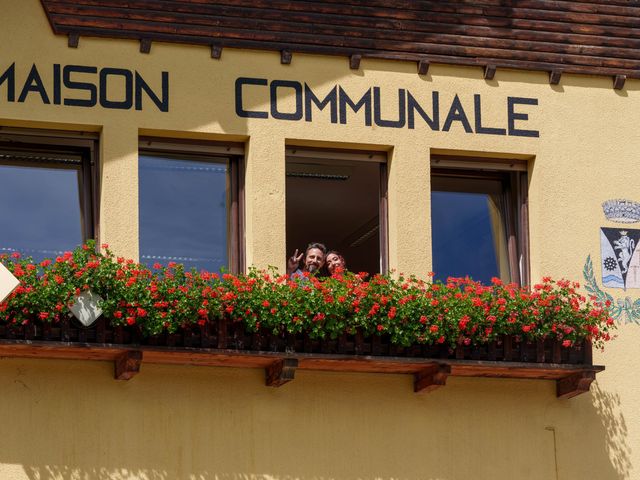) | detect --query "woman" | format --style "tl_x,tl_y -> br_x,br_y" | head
325,250 -> 347,276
